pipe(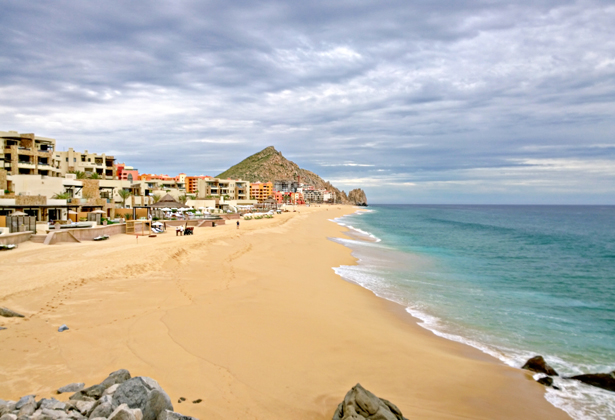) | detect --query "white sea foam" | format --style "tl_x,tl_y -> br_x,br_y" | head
329,212 -> 382,242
